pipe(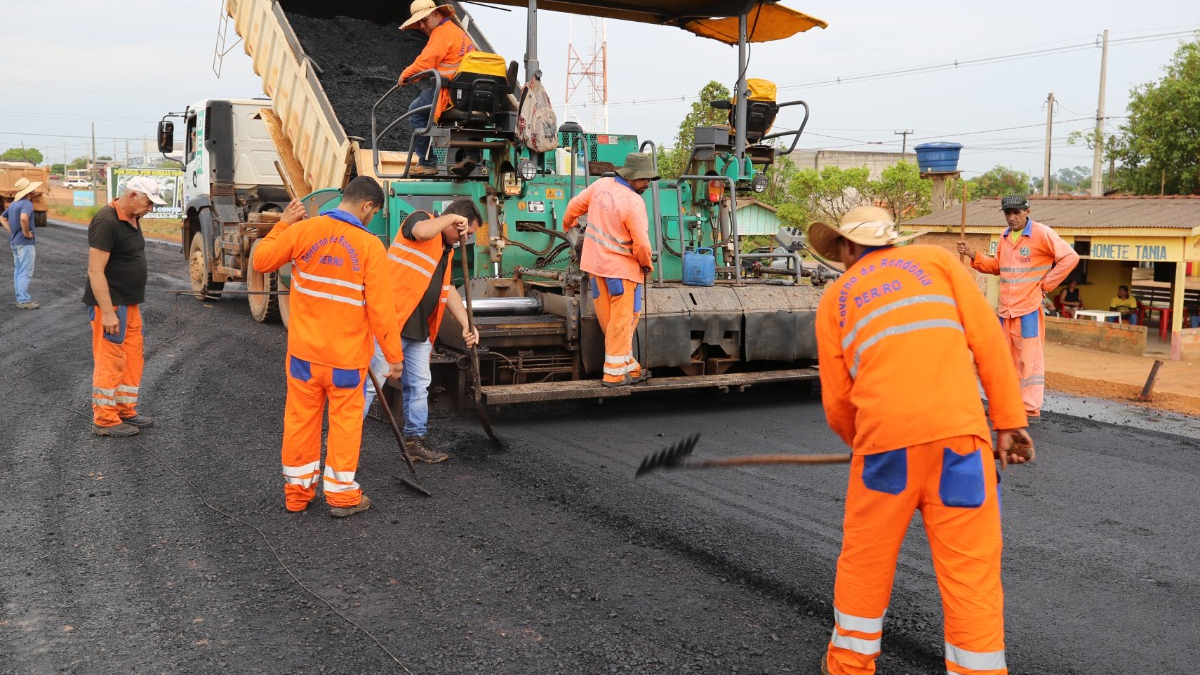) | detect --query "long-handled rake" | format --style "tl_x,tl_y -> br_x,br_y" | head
367,368 -> 431,497
635,434 -> 851,477
457,246 -> 507,449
